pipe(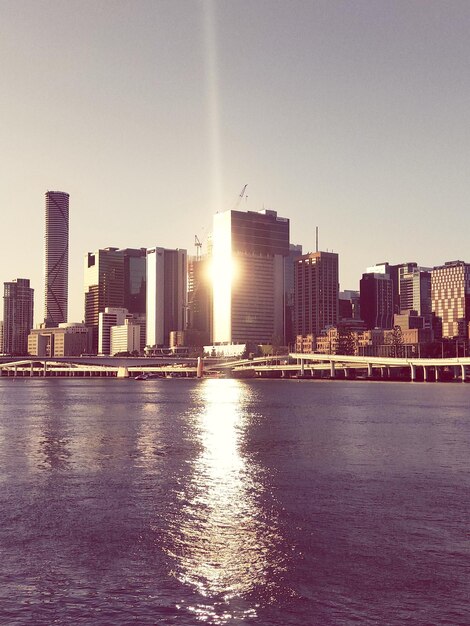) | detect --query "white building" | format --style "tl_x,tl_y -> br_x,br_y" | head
110,320 -> 141,355
146,247 -> 187,347
98,307 -> 129,355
